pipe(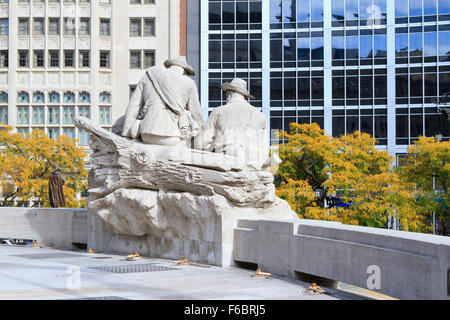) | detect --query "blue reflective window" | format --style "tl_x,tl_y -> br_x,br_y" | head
424,0 -> 437,15
64,92 -> 75,103
78,92 -> 90,104
17,92 -> 29,104
63,106 -> 75,124
409,0 -> 422,16
332,37 -> 345,59
360,35 -> 373,59
63,127 -> 75,140
32,106 -> 44,125
439,0 -> 450,14
78,106 -> 90,119
346,0 -> 358,21
396,0 -> 408,17
360,0 -> 373,20
332,0 -> 345,21
78,128 -> 90,146
99,92 -> 111,104
284,38 -> 296,61
48,106 -> 60,125
99,107 -> 111,125
311,0 -> 323,21
424,32 -> 437,56
270,0 -> 282,23
0,92 -> 7,104
439,31 -> 450,58
17,106 -> 29,125
0,107 -> 7,124
396,34 -> 409,56
298,38 -> 310,60
33,92 -> 44,104
48,128 -> 59,141
311,38 -> 324,60
346,36 -> 359,59
374,35 -> 387,57
283,0 -> 296,23
297,0 -> 309,22
49,92 -> 60,103
410,33 -> 423,56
